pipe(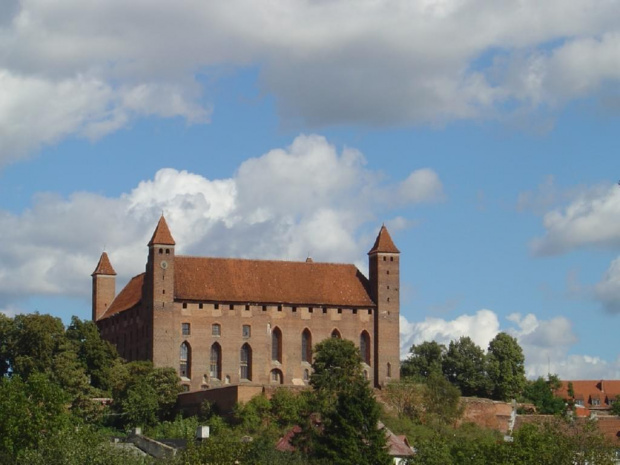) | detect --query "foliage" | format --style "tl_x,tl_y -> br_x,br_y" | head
65,316 -> 119,392
443,336 -> 490,397
110,361 -> 182,428
14,425 -> 153,465
0,373 -> 71,460
401,341 -> 445,379
612,396 -> 620,416
423,372 -> 464,425
301,338 -> 391,465
523,376 -> 566,415
486,332 -> 526,401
